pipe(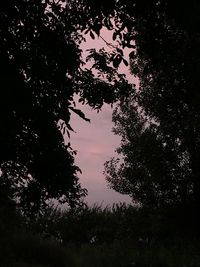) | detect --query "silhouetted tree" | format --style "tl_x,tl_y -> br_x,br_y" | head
0,0 -> 131,215
101,1 -> 200,209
